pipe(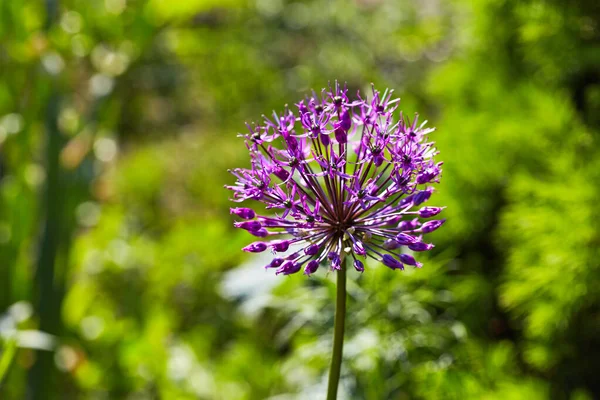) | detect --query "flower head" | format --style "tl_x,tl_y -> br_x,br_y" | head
227,83 -> 444,275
